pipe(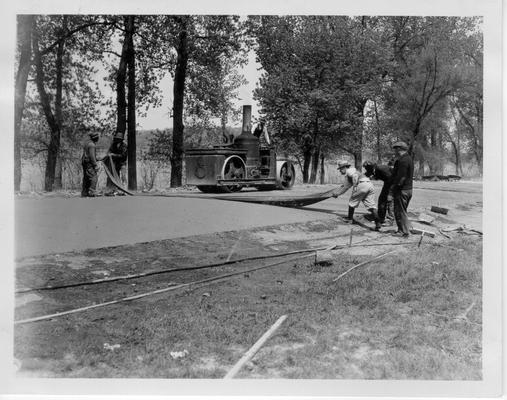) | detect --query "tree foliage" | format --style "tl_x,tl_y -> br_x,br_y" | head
24,15 -> 114,191
250,16 -> 391,181
15,15 -> 483,192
